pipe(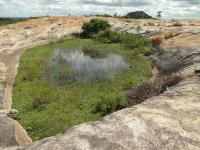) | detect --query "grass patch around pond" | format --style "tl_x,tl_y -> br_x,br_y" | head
12,38 -> 152,141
